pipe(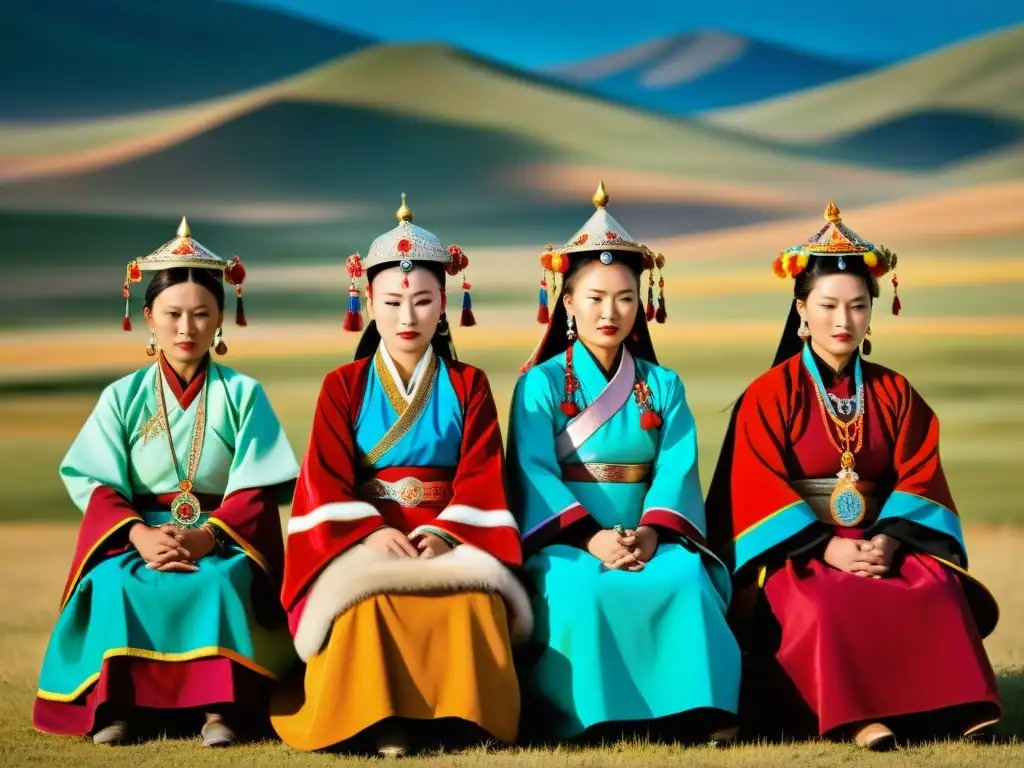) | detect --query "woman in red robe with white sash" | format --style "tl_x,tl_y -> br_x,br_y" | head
270,195 -> 530,756
706,203 -> 1000,749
